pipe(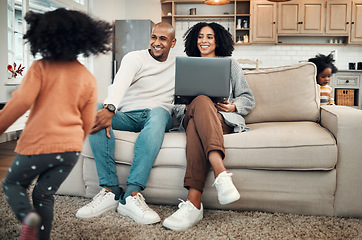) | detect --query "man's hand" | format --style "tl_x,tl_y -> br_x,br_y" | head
90,108 -> 115,138
214,100 -> 236,112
